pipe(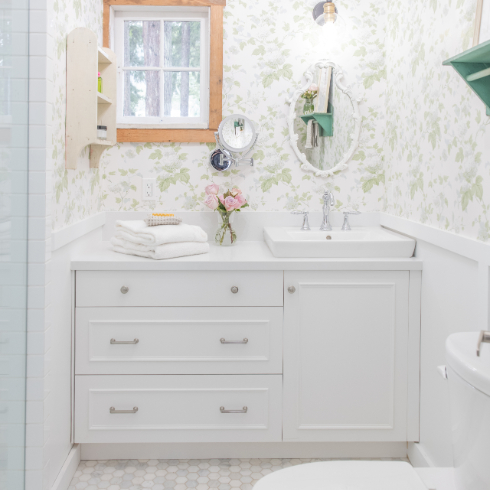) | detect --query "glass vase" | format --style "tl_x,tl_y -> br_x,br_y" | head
303,99 -> 315,115
215,211 -> 237,246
